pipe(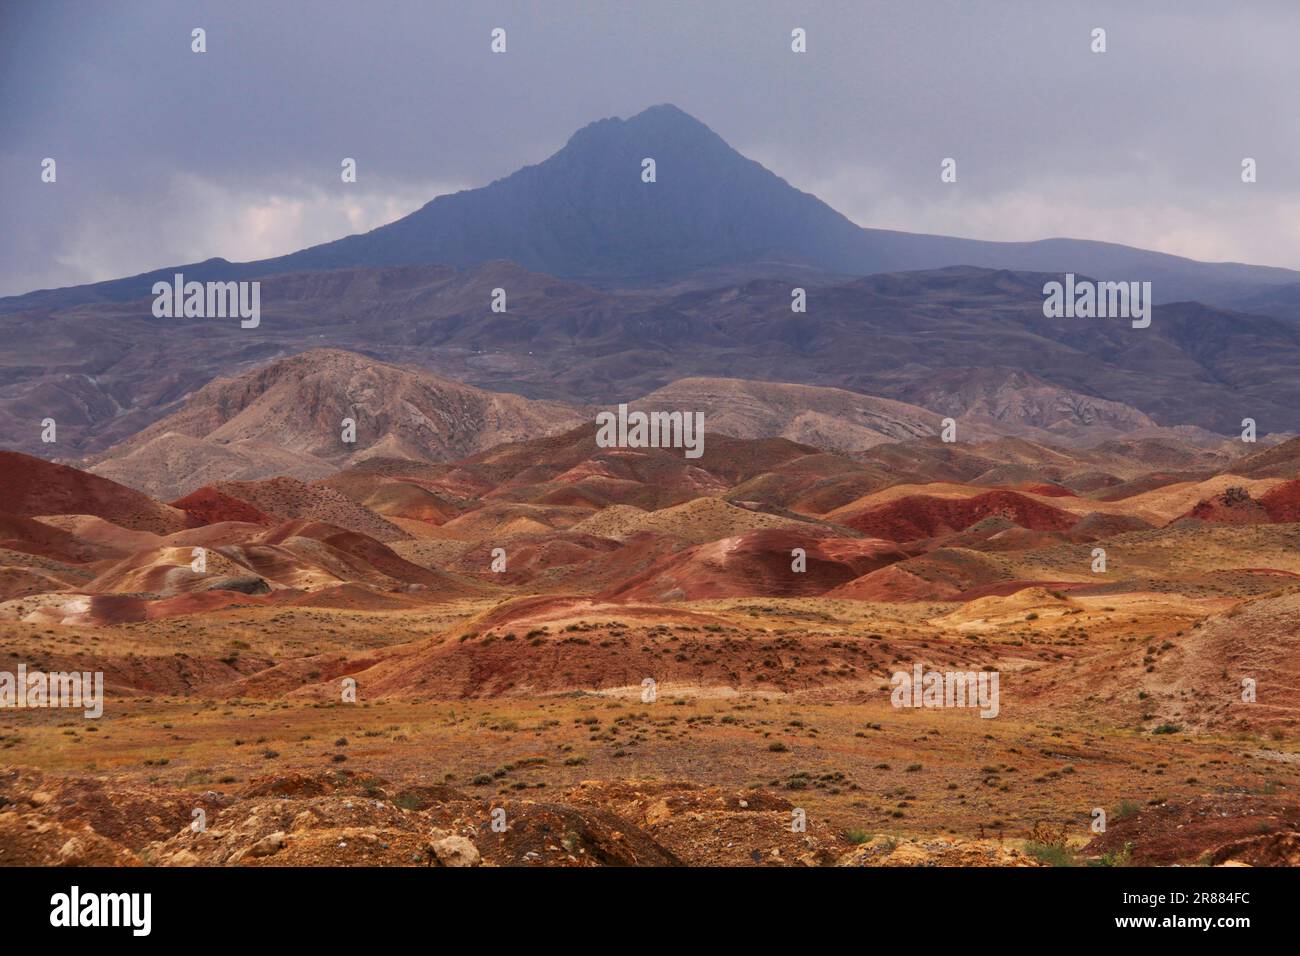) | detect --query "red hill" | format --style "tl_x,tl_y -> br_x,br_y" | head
839,490 -> 1077,542
605,528 -> 905,602
1260,479 -> 1300,522
0,451 -> 186,534
172,486 -> 274,527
